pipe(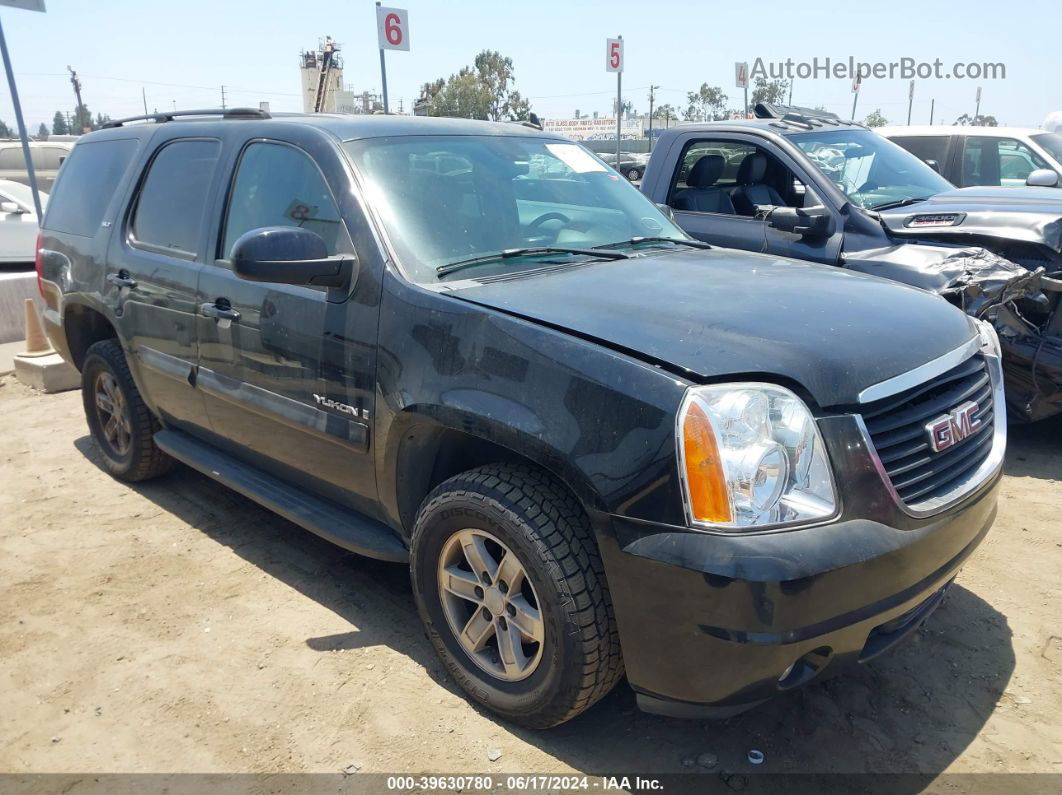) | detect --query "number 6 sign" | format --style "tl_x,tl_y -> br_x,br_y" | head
606,37 -> 623,73
377,6 -> 410,51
